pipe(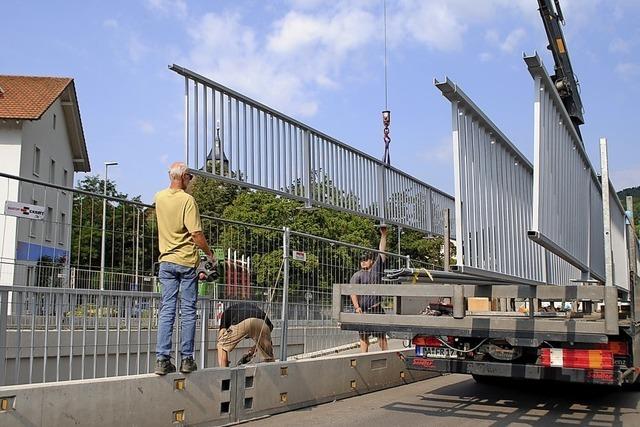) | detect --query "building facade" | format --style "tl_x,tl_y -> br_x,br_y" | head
0,76 -> 90,287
